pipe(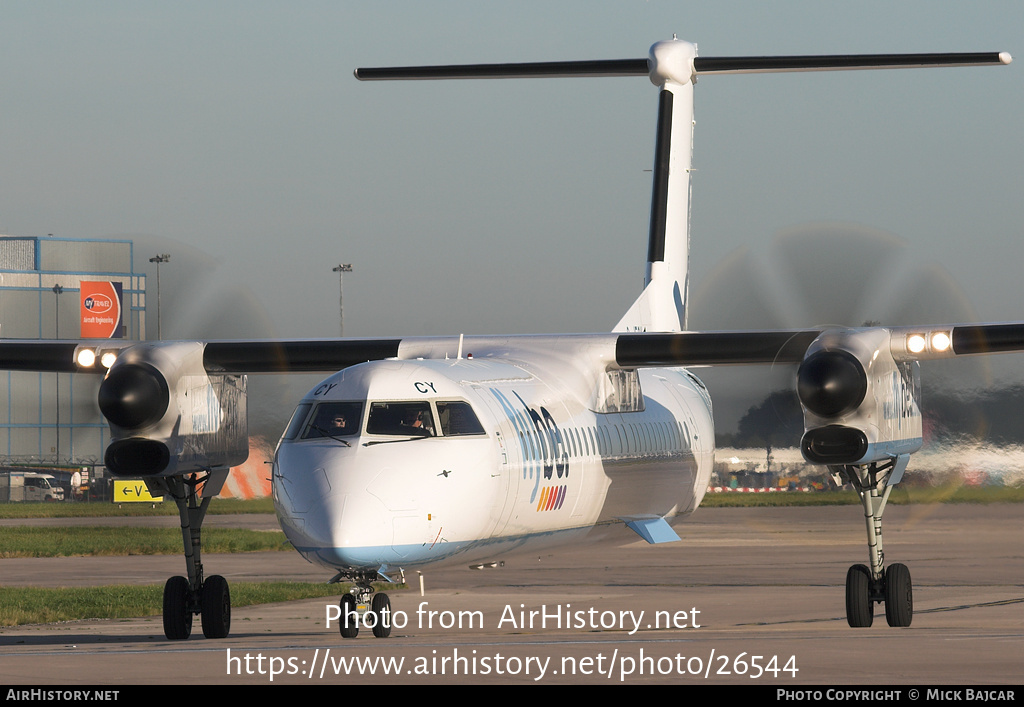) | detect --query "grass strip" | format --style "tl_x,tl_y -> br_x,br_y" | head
0,497 -> 274,519
1,485 -> 1019,519
0,527 -> 290,558
0,583 -> 404,628
701,484 -> 1024,507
